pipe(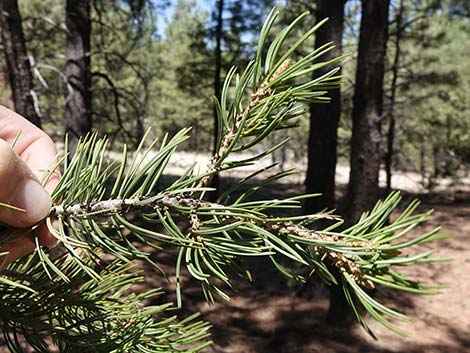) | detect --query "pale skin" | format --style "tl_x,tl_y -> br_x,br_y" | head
0,105 -> 59,266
